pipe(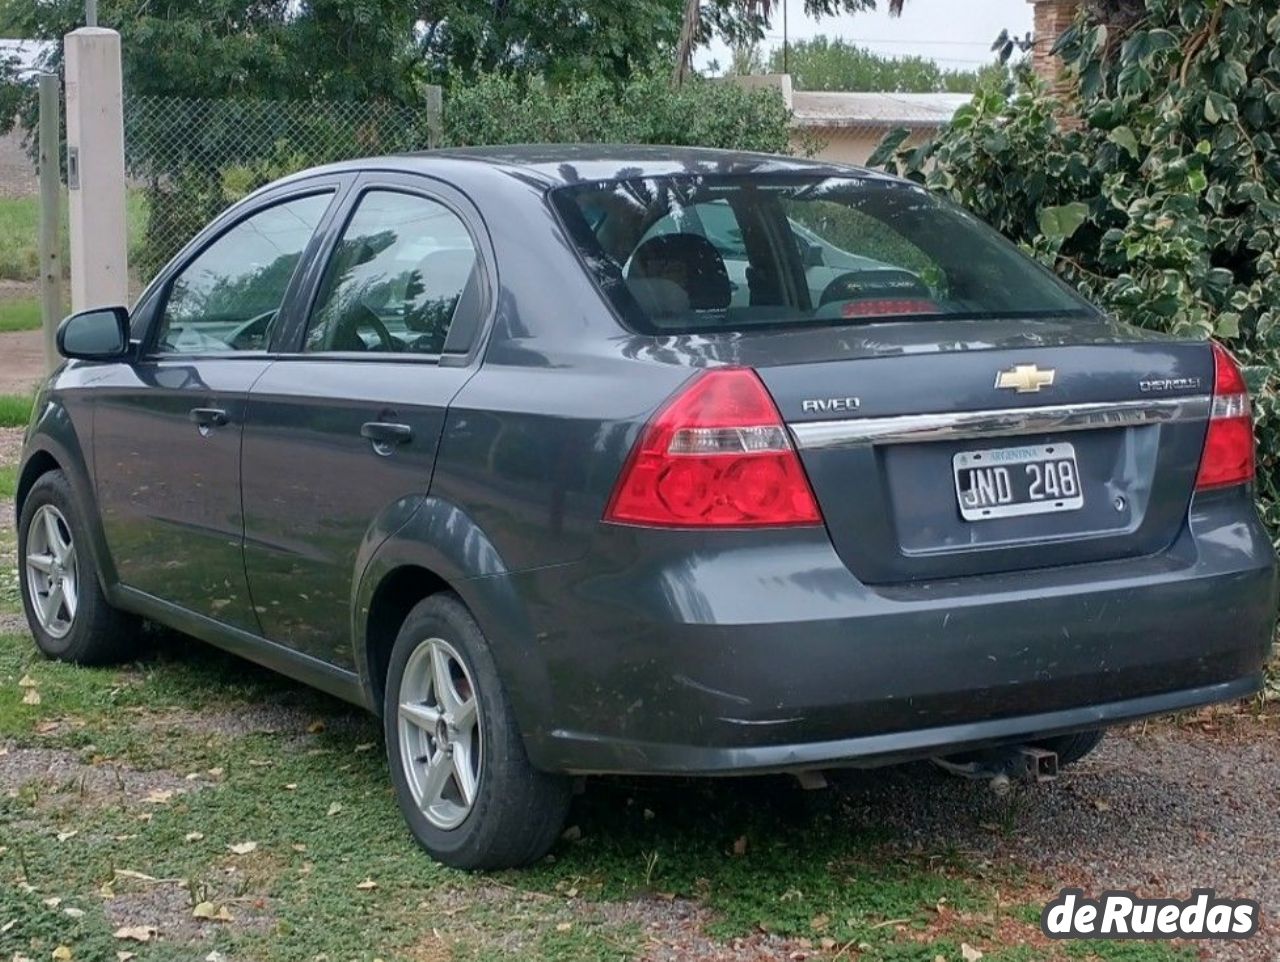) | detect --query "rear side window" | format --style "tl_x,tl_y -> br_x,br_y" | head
304,190 -> 481,355
551,175 -> 1092,335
